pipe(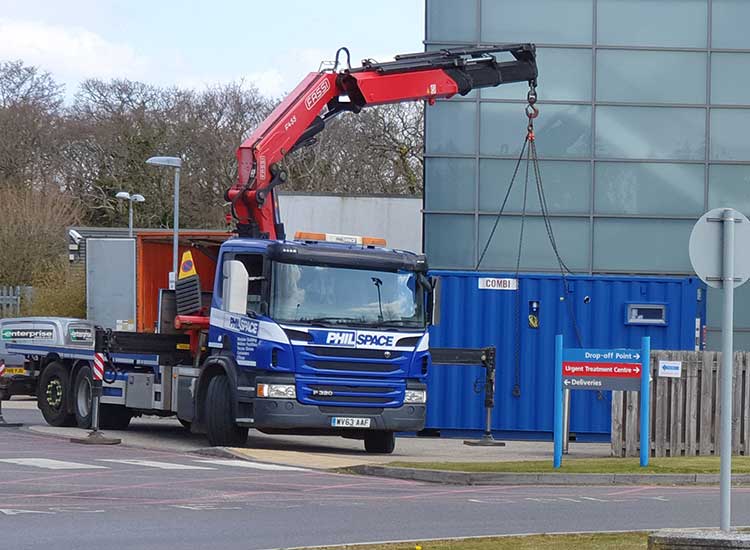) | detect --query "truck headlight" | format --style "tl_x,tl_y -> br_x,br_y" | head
257,384 -> 296,399
404,389 -> 426,404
